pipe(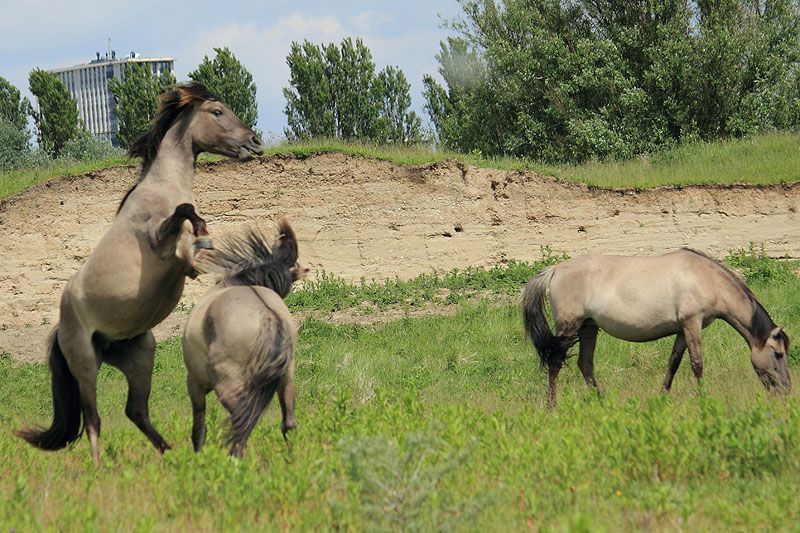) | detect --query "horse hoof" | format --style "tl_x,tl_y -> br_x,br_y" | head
195,238 -> 214,250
